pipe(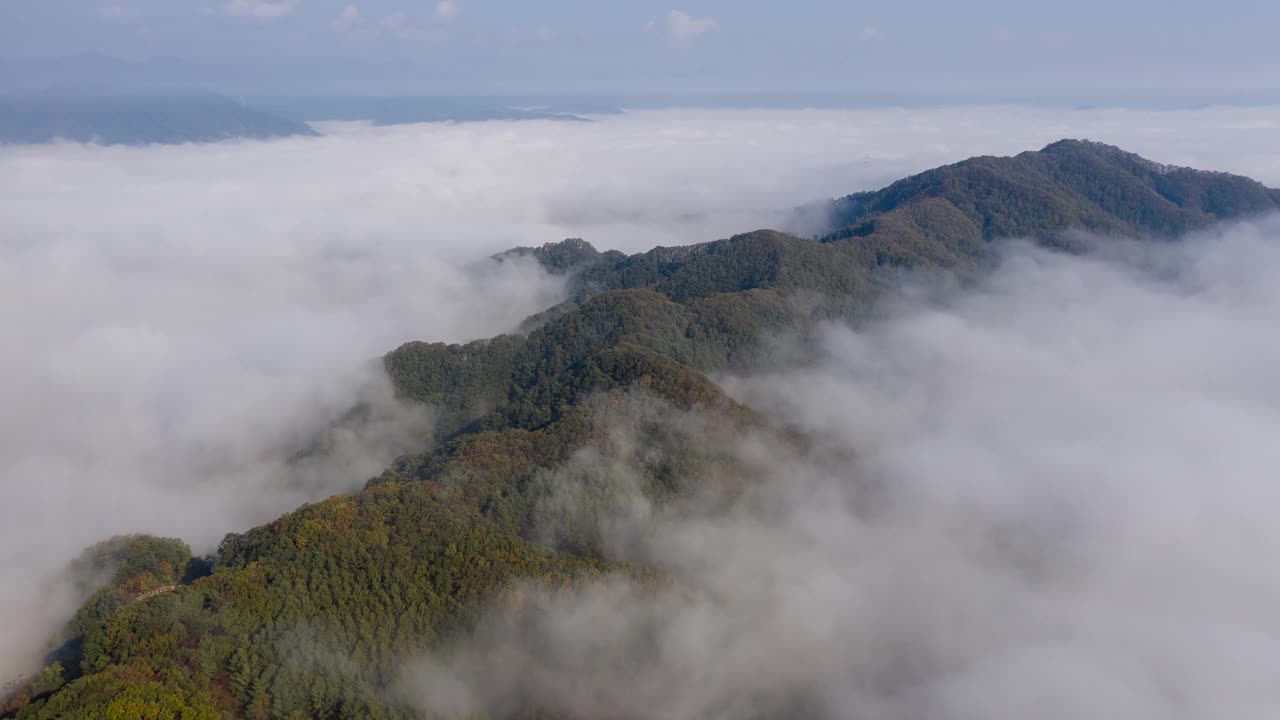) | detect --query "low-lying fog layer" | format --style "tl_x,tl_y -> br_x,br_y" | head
407,217 -> 1280,720
2,105 -> 1279,683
